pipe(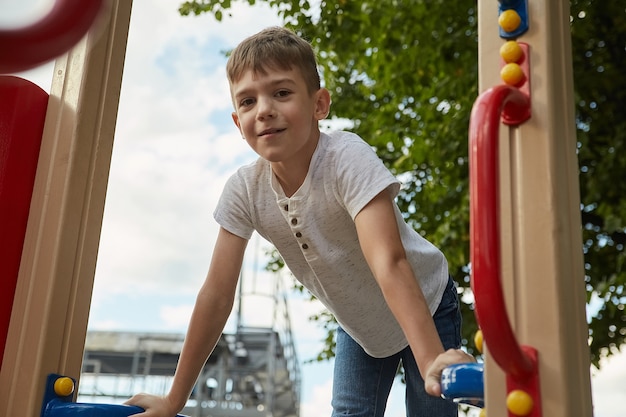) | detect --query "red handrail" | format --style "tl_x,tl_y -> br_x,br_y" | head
469,84 -> 534,380
0,0 -> 104,73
